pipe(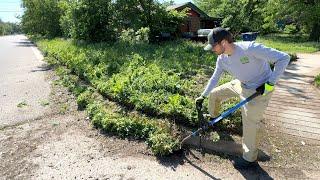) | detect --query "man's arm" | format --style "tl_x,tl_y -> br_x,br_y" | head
201,58 -> 224,97
248,42 -> 290,85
